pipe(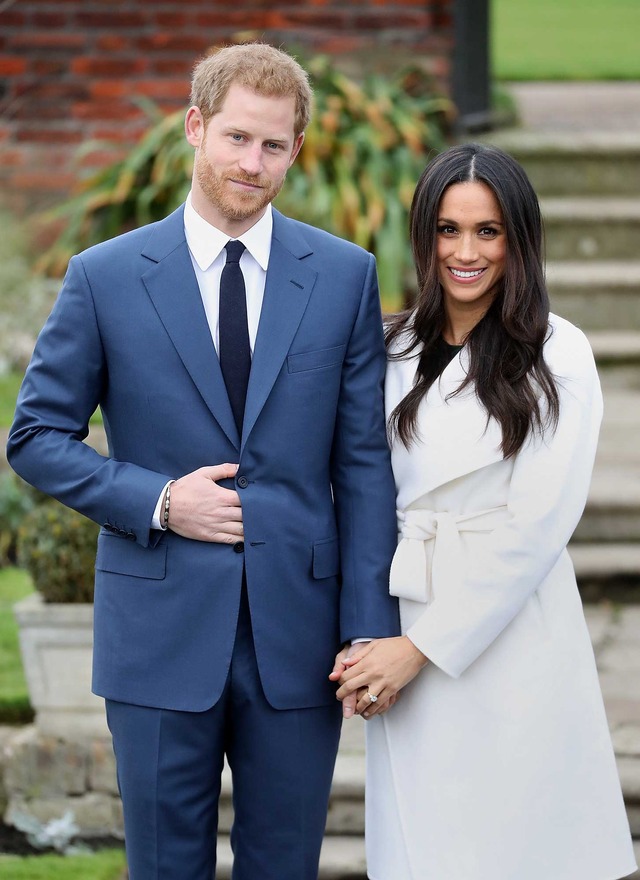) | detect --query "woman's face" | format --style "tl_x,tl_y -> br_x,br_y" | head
436,181 -> 507,321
